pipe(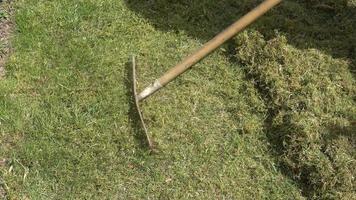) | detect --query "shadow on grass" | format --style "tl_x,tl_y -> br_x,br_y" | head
125,0 -> 356,71
124,59 -> 152,150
